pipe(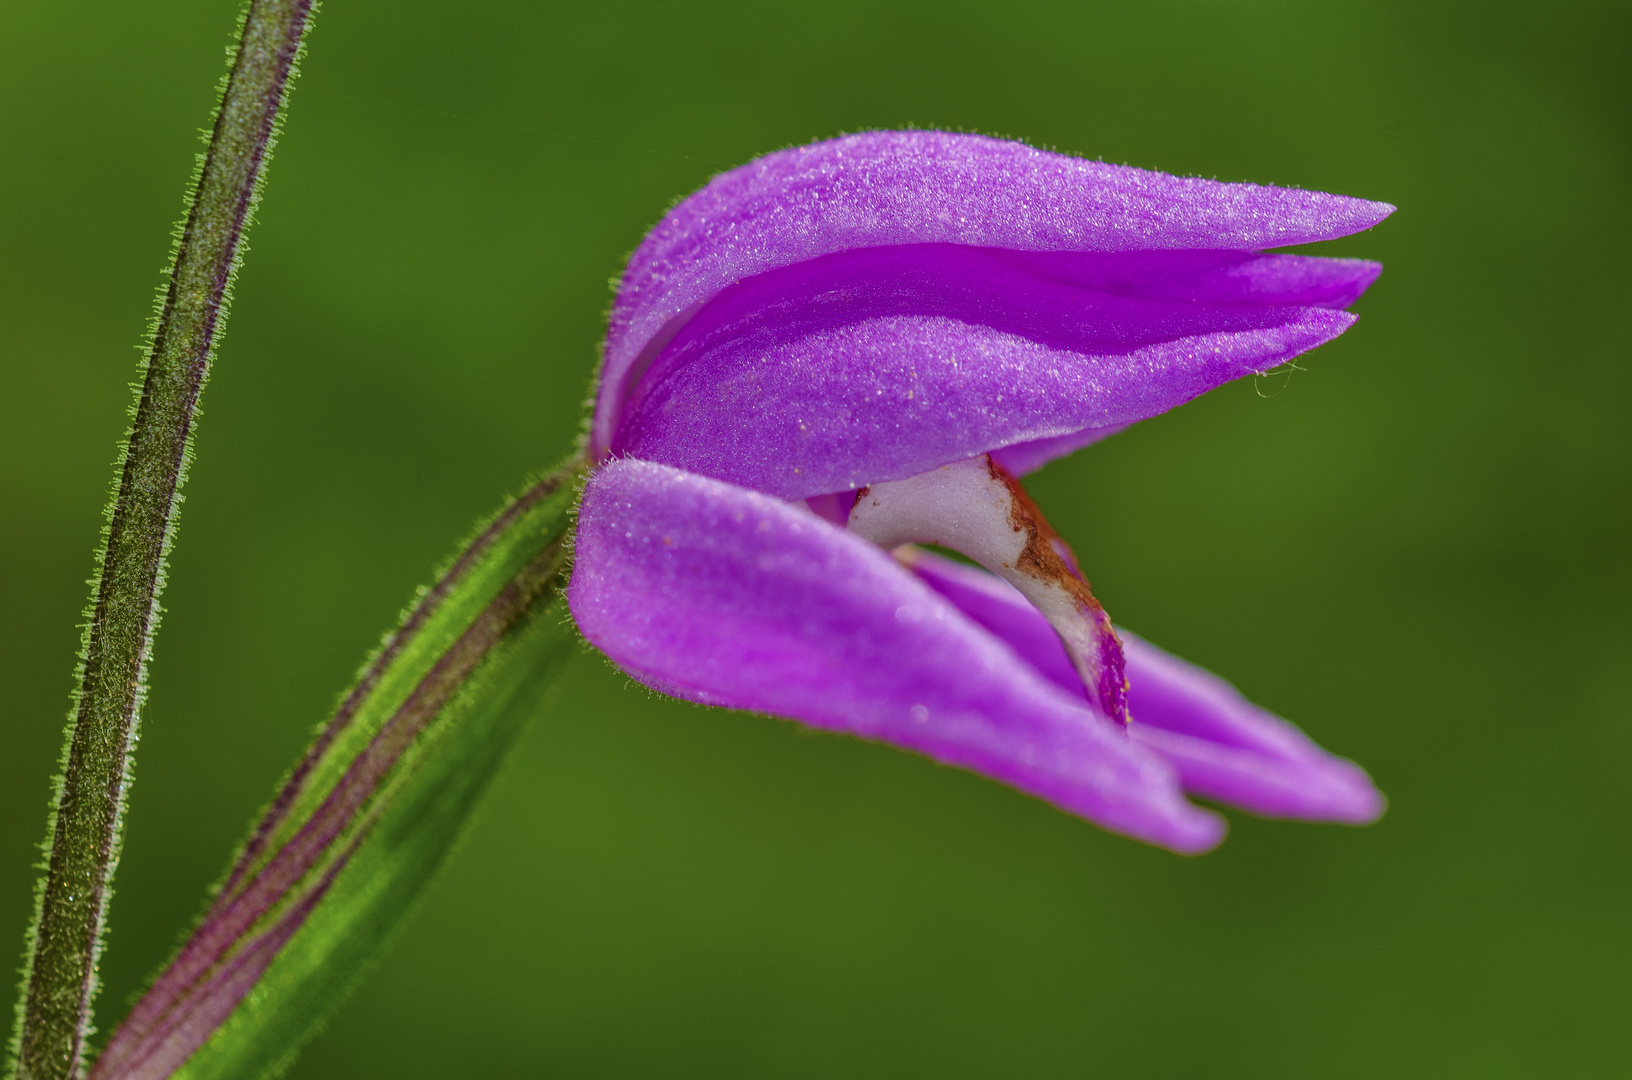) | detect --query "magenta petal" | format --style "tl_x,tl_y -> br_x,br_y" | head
614,244 -> 1357,499
1119,633 -> 1384,823
593,130 -> 1394,452
569,458 -> 1226,853
997,249 -> 1383,311
902,548 -> 1383,824
1124,725 -> 1383,824
989,425 -> 1129,476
